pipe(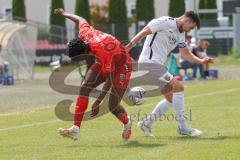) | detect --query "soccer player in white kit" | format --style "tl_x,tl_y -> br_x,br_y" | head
126,11 -> 213,137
